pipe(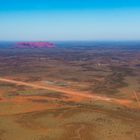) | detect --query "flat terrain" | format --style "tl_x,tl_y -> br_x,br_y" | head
0,41 -> 140,140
